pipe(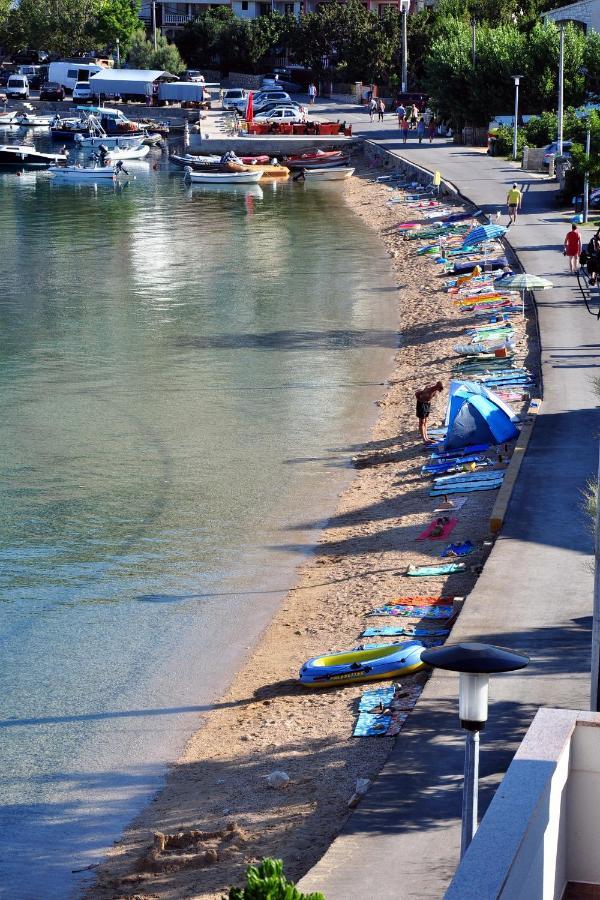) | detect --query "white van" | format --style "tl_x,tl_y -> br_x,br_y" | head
6,75 -> 29,98
48,61 -> 102,93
